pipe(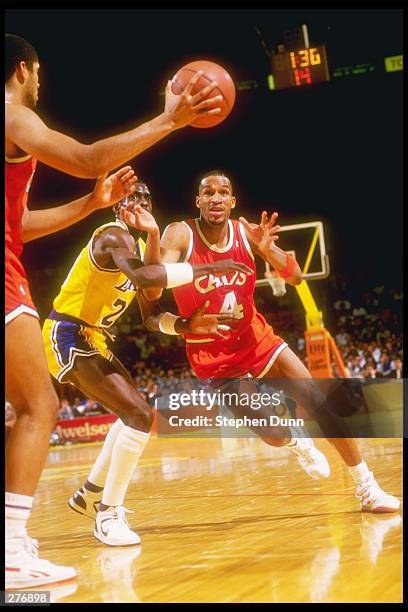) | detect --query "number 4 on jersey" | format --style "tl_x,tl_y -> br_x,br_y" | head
220,291 -> 244,320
